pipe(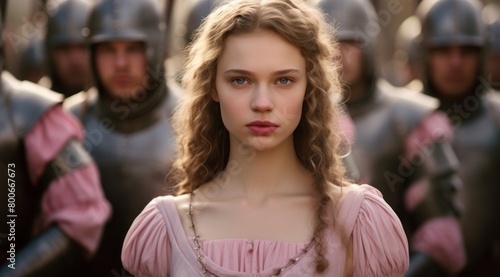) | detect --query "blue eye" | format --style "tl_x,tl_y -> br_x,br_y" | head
276,78 -> 292,85
232,78 -> 247,85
